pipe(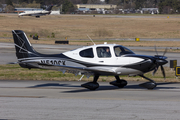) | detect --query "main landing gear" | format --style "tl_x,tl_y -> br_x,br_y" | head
110,76 -> 127,88
81,75 -> 128,90
139,75 -> 157,89
81,75 -> 99,90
